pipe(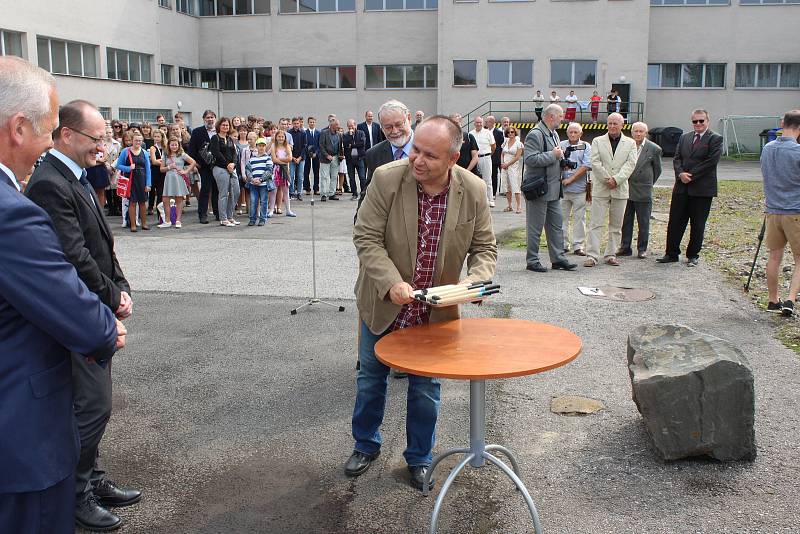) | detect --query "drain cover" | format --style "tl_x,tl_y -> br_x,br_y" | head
578,285 -> 655,302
